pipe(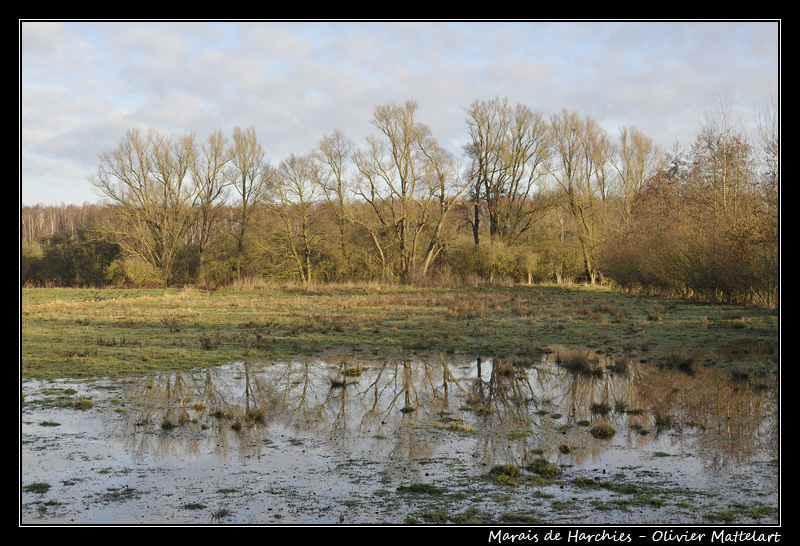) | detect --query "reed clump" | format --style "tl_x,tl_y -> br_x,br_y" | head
556,348 -> 604,377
